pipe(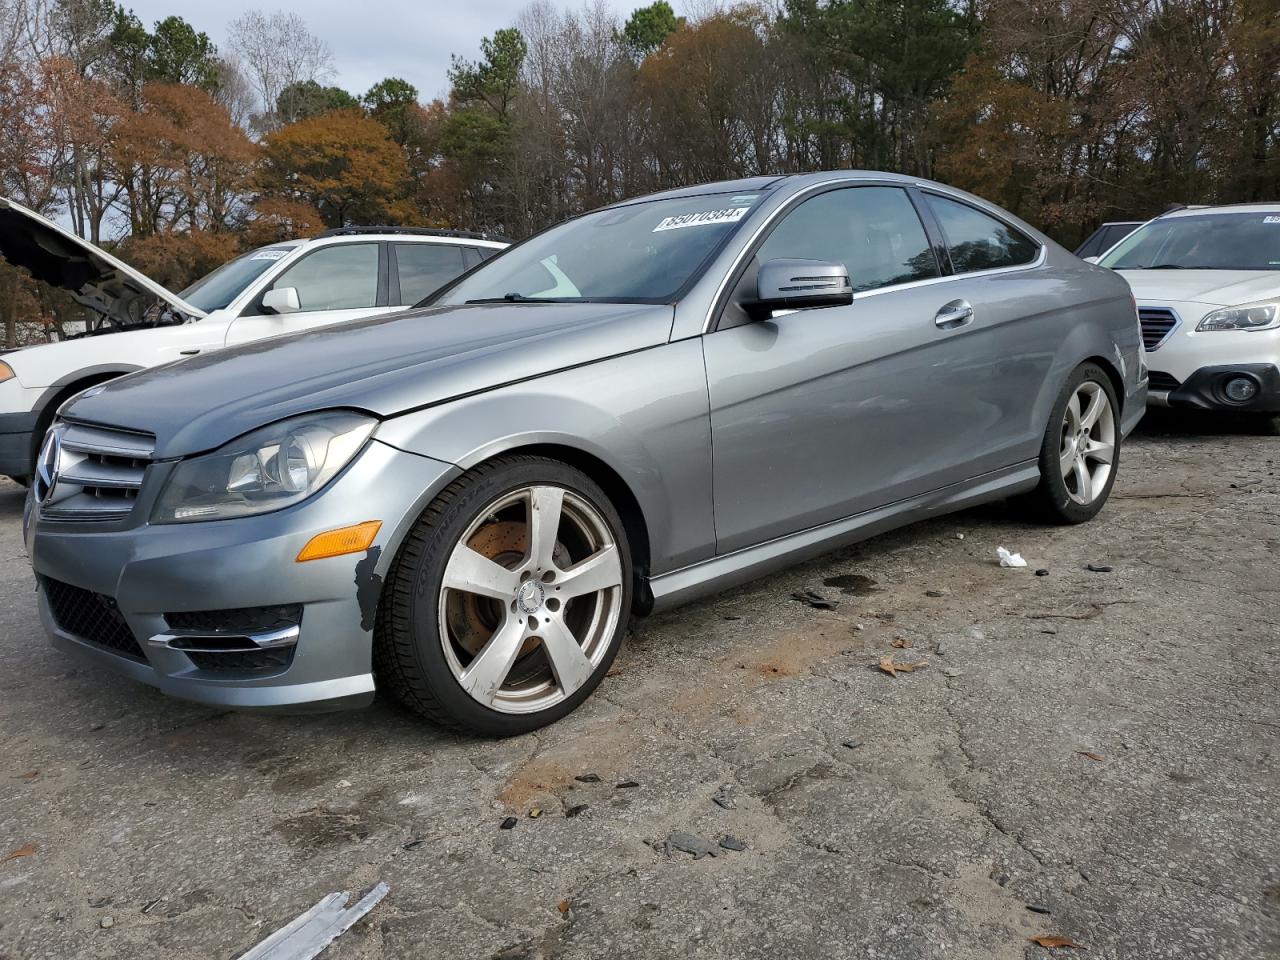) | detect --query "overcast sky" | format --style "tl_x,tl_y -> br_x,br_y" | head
121,1 -> 658,103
